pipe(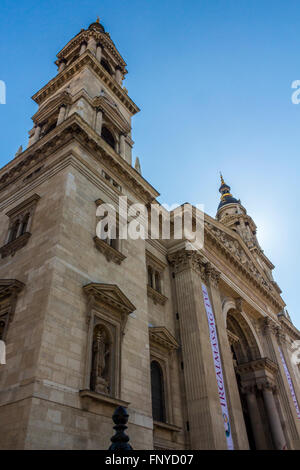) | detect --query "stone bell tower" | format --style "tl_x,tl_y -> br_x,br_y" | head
216,174 -> 260,250
216,174 -> 278,285
0,18 -> 158,450
27,17 -> 138,165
